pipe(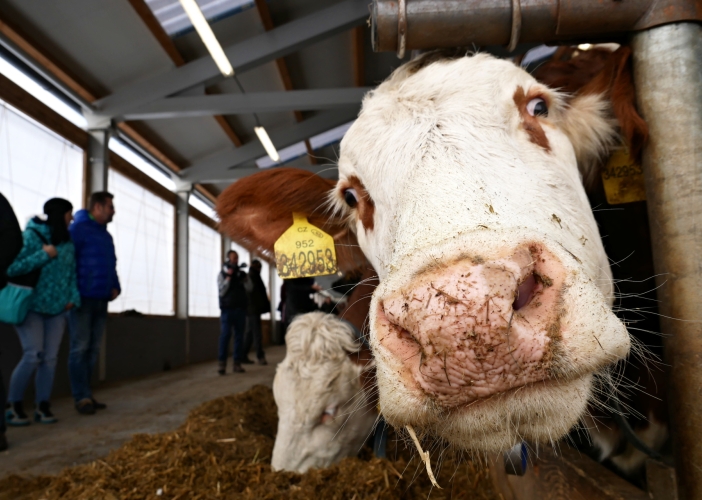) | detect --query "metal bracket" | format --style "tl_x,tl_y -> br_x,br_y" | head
397,0 -> 407,59
507,0 -> 522,52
